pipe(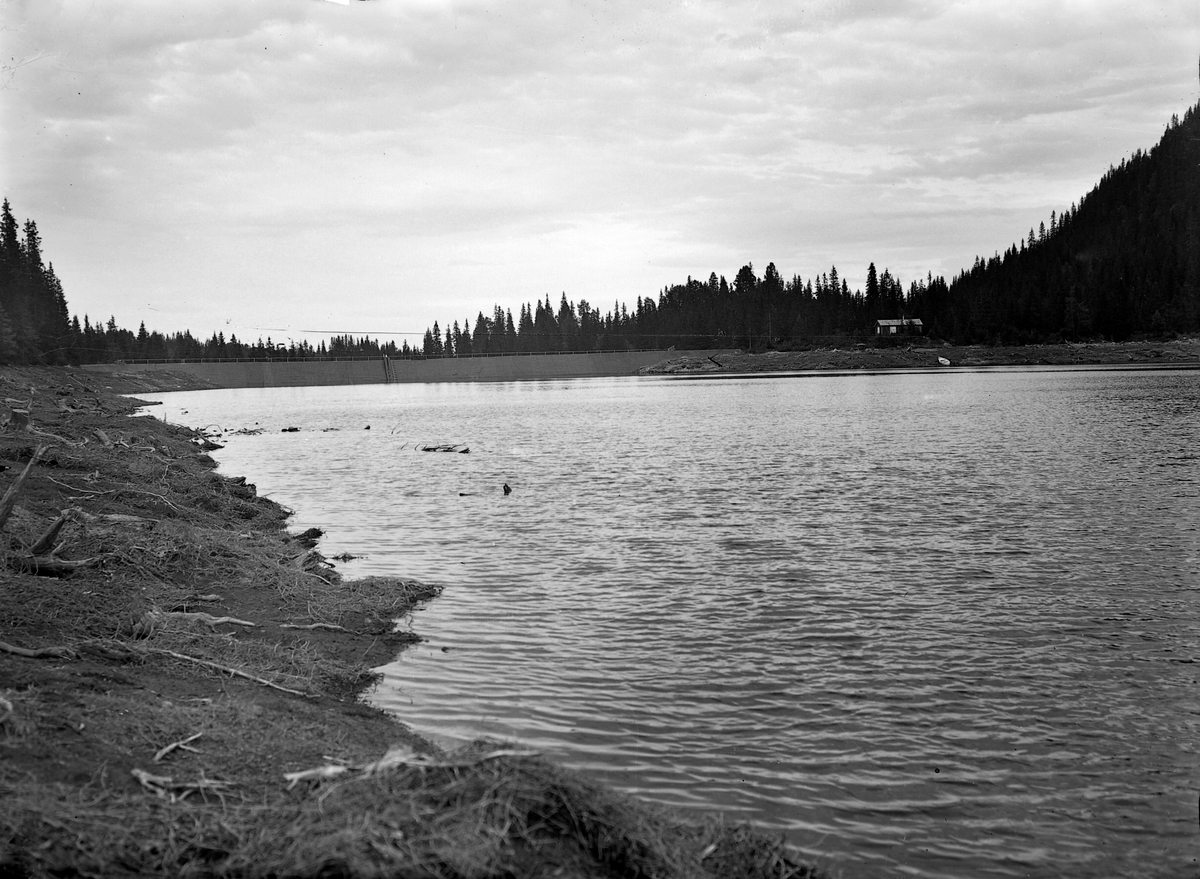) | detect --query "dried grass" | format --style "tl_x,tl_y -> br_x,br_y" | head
4,742 -> 821,879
